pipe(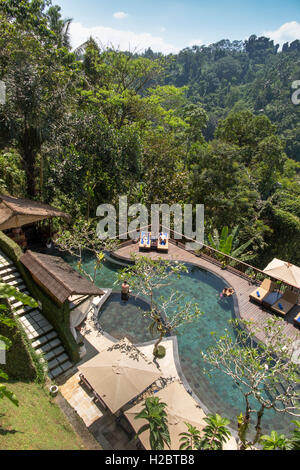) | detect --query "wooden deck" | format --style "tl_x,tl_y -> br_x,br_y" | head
114,242 -> 300,344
